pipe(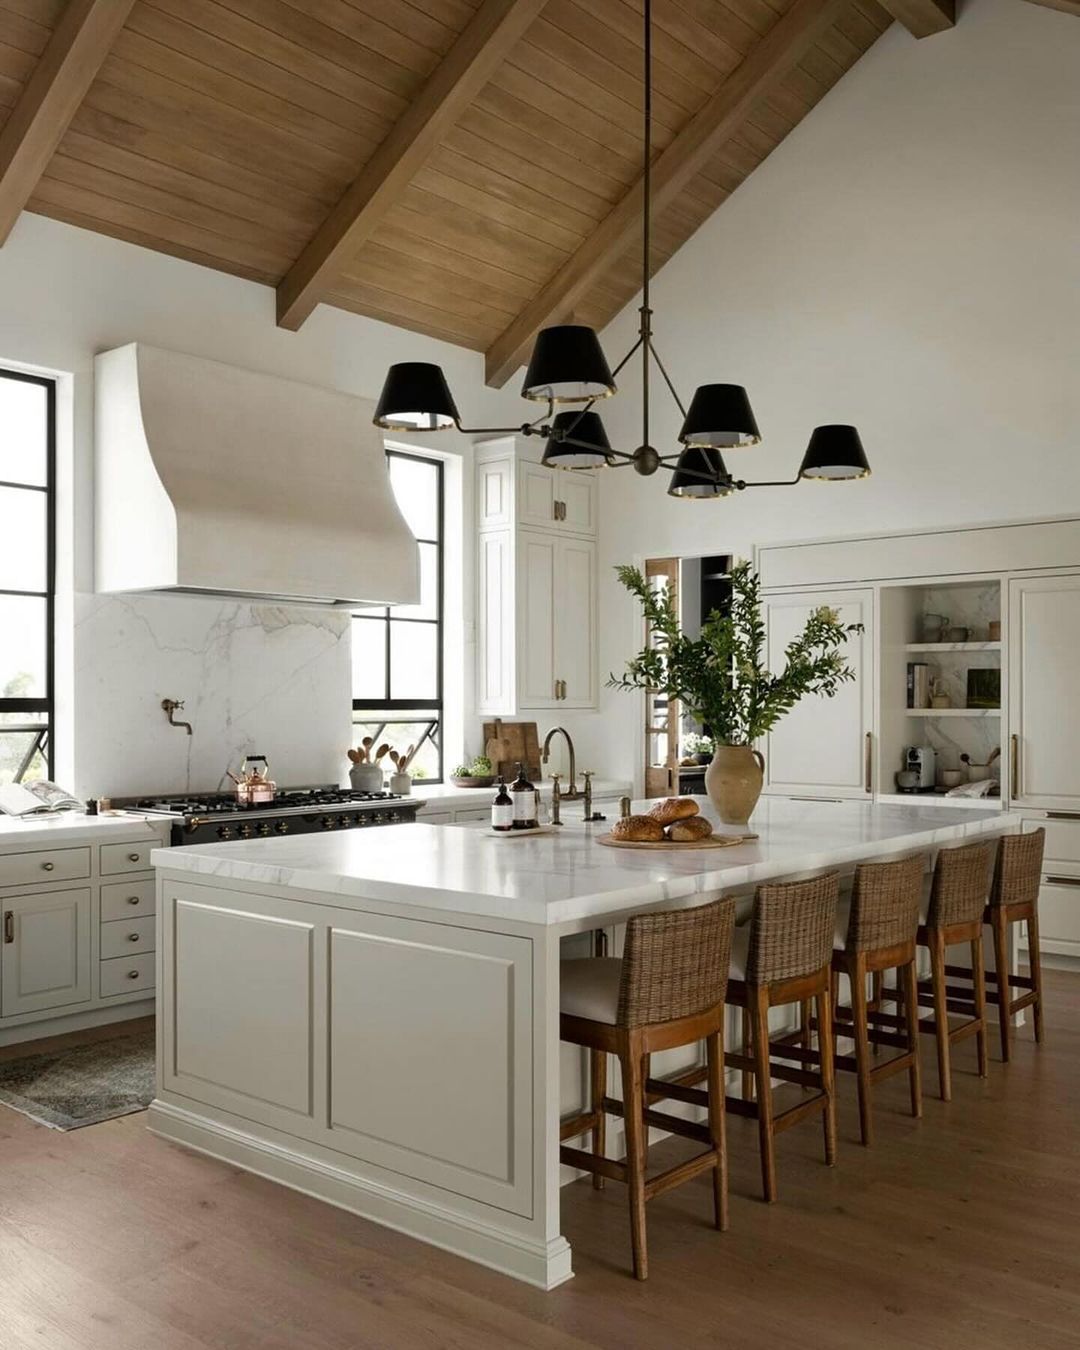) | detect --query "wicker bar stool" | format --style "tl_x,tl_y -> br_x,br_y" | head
725,873 -> 839,1203
559,896 -> 736,1281
907,839 -> 995,1101
945,829 -> 1046,1061
830,855 -> 924,1145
